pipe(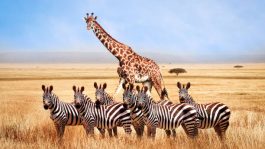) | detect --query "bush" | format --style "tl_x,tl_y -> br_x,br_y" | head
234,65 -> 244,69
